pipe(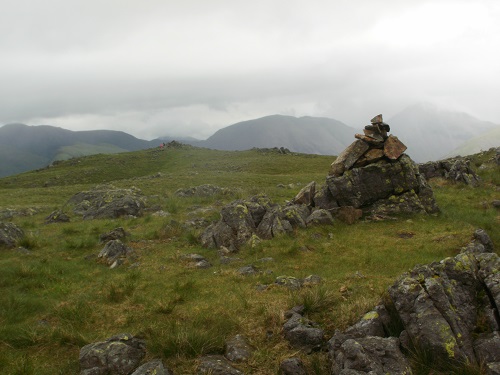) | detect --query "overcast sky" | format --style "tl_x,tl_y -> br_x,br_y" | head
1,0 -> 499,140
